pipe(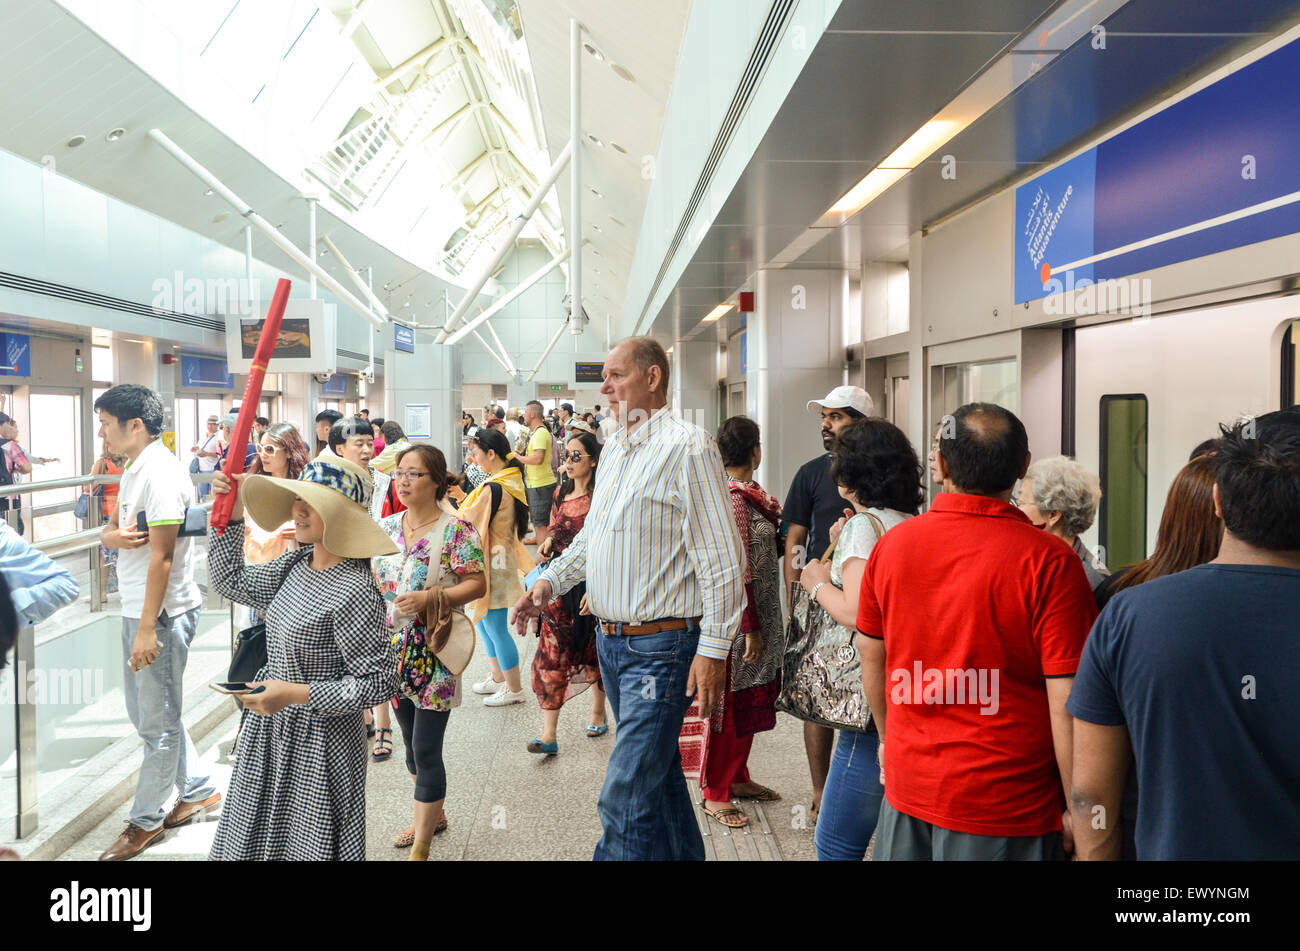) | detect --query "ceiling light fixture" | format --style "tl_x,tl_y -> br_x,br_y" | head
590,187 -> 602,198
105,127 -> 126,142
610,216 -> 625,227
592,223 -> 602,232
610,63 -> 635,83
585,133 -> 604,147
610,142 -> 628,154
204,188 -> 214,196
583,42 -> 604,61
702,301 -> 733,323
66,135 -> 86,149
